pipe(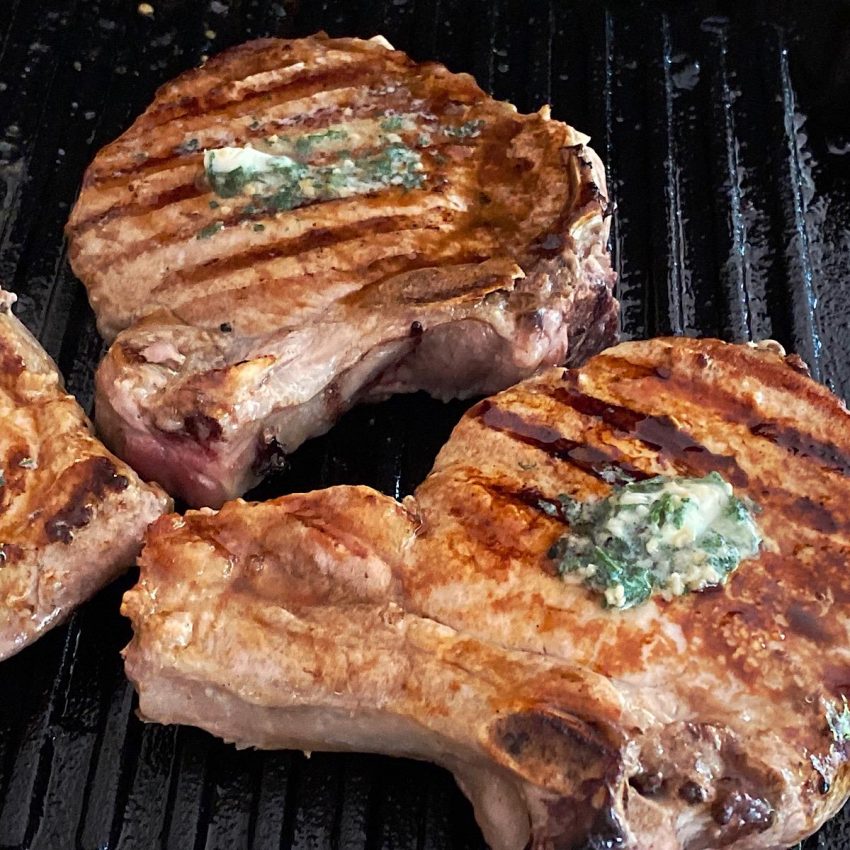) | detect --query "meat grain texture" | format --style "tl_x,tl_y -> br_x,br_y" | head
124,337 -> 850,850
66,34 -> 617,507
0,290 -> 170,661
